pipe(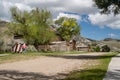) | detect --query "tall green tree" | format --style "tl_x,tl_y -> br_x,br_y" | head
55,17 -> 80,51
9,7 -> 56,47
94,0 -> 120,15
